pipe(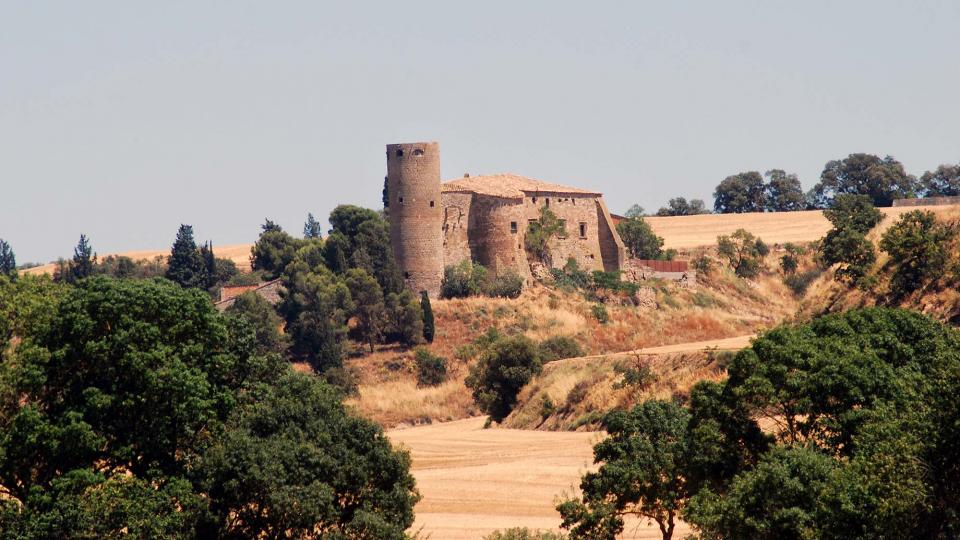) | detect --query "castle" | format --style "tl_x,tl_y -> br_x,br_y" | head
386,141 -> 626,297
